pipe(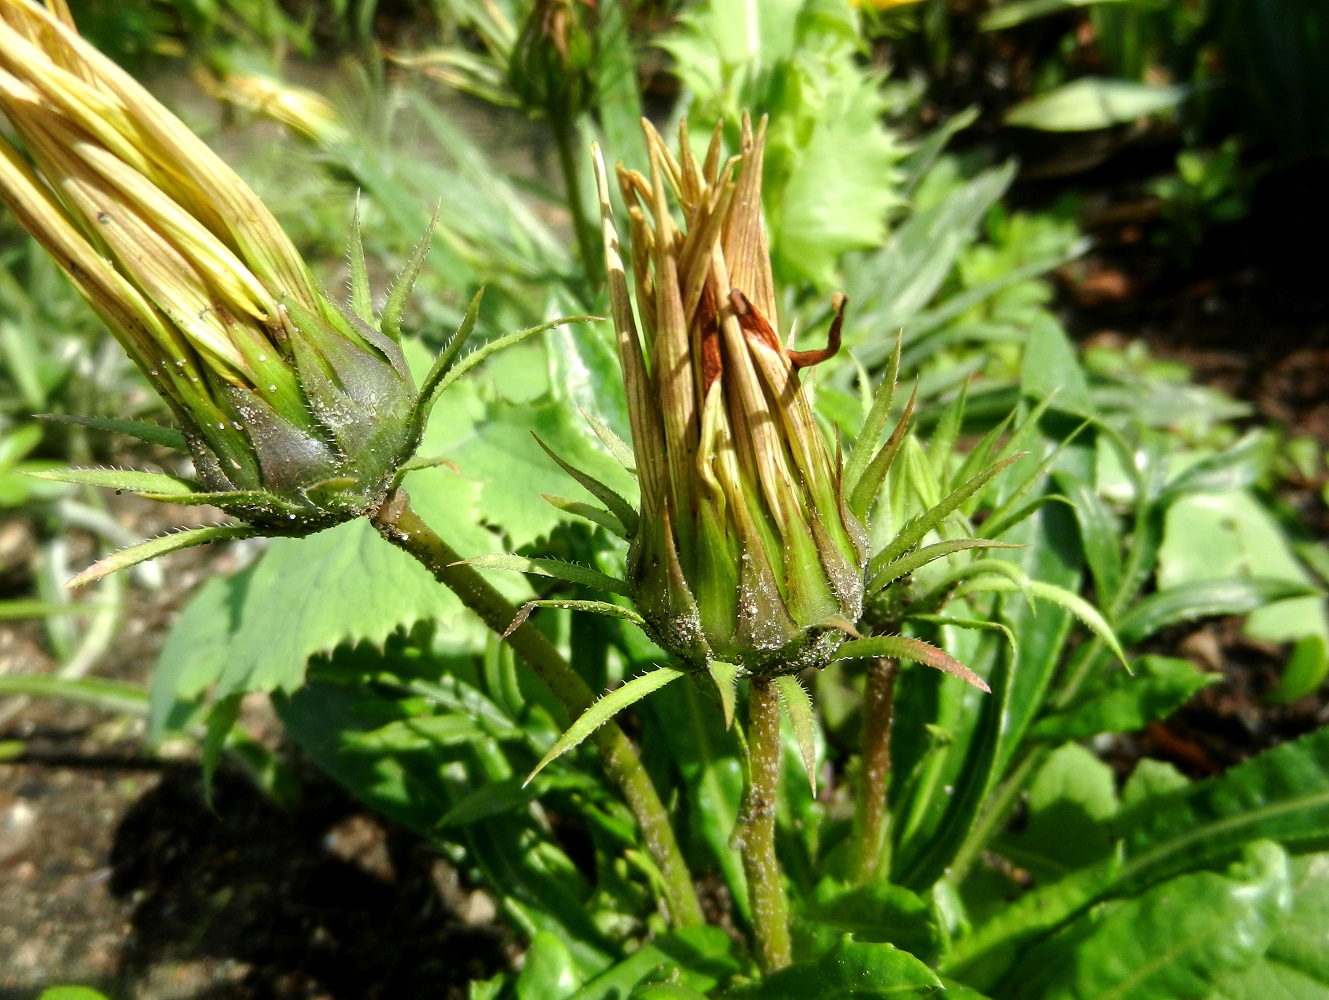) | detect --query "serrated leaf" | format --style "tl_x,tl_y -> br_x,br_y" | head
462,553 -> 631,598
542,496 -> 627,537
38,414 -> 188,451
908,613 -> 1017,652
775,674 -> 818,795
68,523 -> 259,588
869,538 -> 1018,595
849,383 -> 917,520
975,577 -> 1127,668
527,666 -> 686,784
503,599 -> 644,638
843,333 -> 901,499
579,408 -> 637,475
379,207 -> 438,340
346,195 -> 374,325
834,635 -> 990,692
534,436 -> 639,537
26,466 -> 197,496
415,290 -> 483,418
